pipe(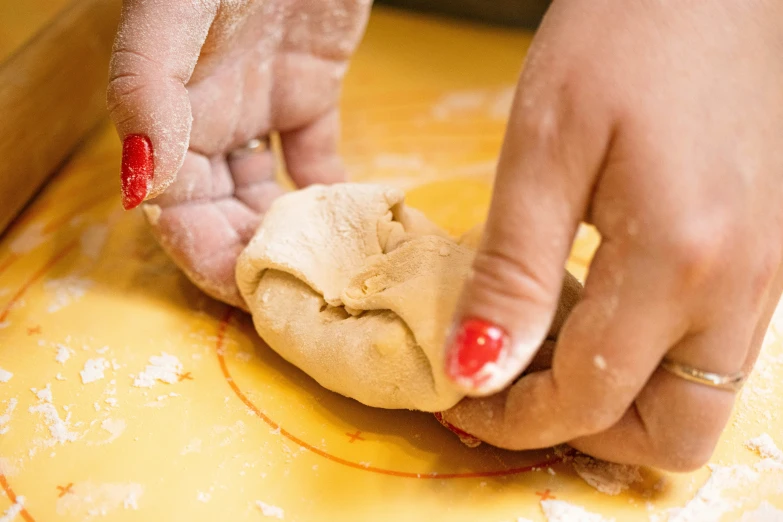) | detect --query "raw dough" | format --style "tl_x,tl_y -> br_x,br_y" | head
236,183 -> 582,412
